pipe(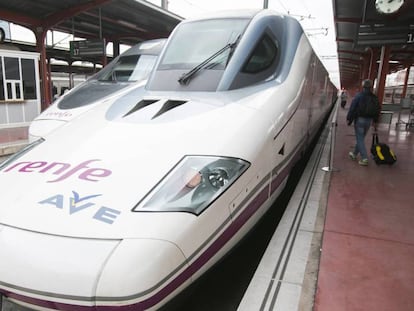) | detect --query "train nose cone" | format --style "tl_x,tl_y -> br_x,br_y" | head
0,225 -> 119,304
0,226 -> 187,310
96,239 -> 189,309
